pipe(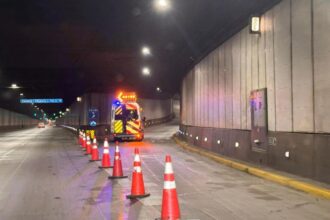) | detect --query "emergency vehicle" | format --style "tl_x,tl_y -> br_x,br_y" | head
110,92 -> 144,141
